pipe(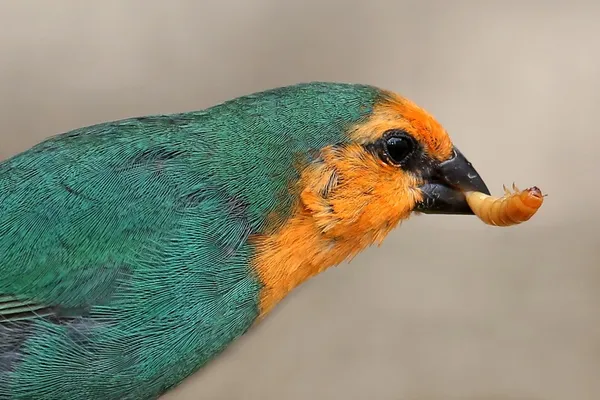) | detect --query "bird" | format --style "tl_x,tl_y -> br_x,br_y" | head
0,82 -> 490,399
